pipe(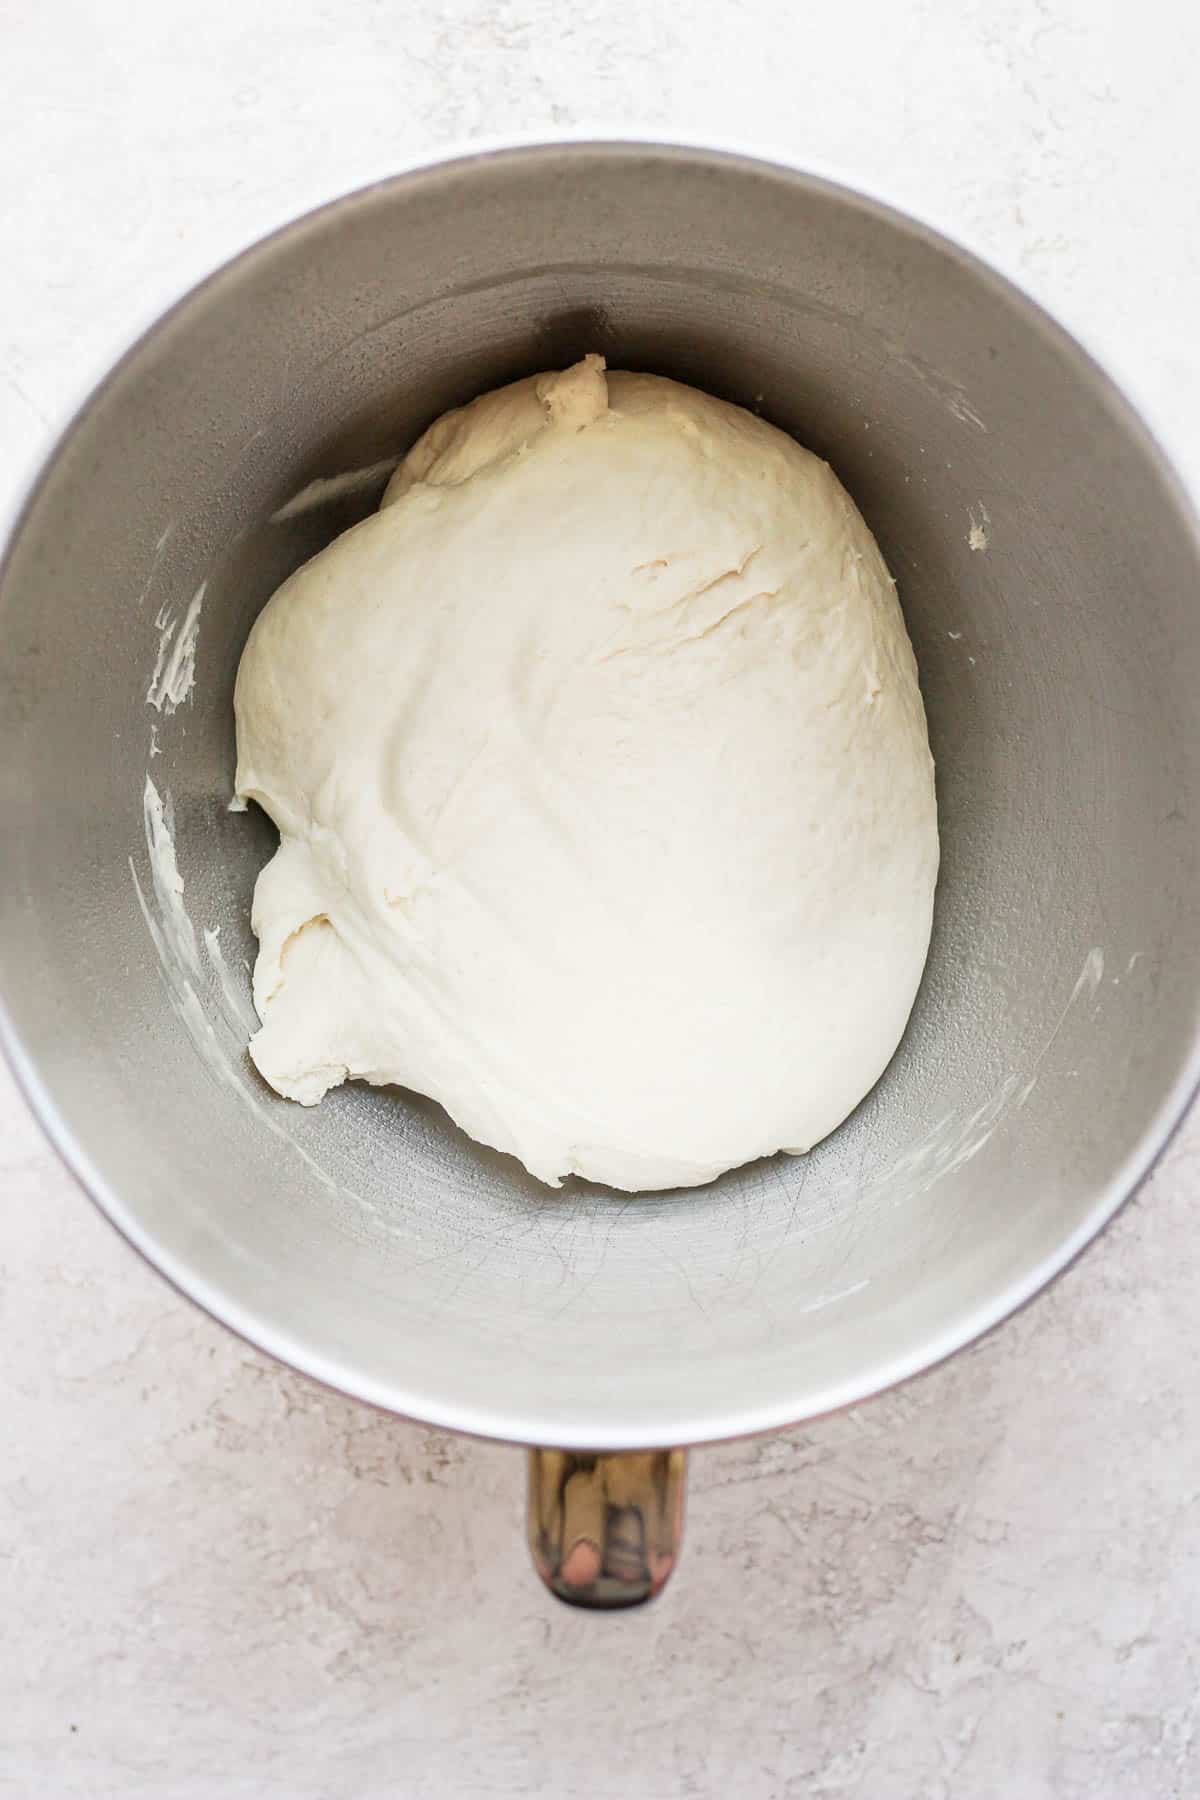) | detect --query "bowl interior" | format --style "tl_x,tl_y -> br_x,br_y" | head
3,145 -> 1199,1445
